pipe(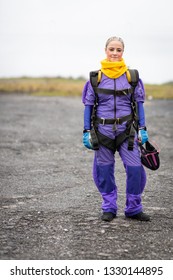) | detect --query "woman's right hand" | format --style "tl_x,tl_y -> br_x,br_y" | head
83,131 -> 93,149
